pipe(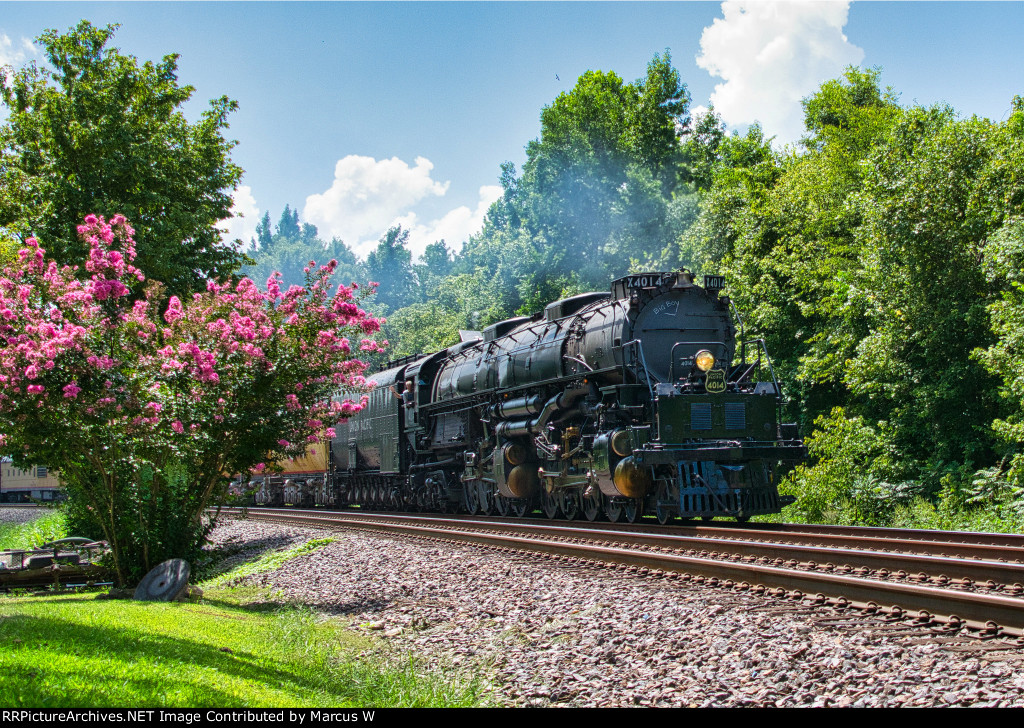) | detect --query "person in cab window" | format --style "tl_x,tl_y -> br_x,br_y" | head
390,380 -> 415,408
